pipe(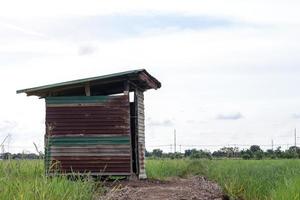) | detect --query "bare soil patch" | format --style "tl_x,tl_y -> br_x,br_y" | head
99,176 -> 225,200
